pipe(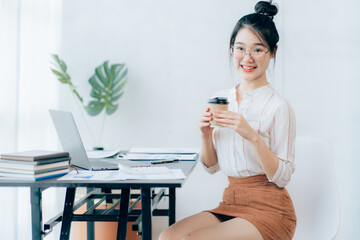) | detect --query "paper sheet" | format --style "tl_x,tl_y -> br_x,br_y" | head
86,149 -> 123,159
57,169 -> 186,181
120,169 -> 186,180
58,170 -> 127,181
129,147 -> 200,154
119,153 -> 197,160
